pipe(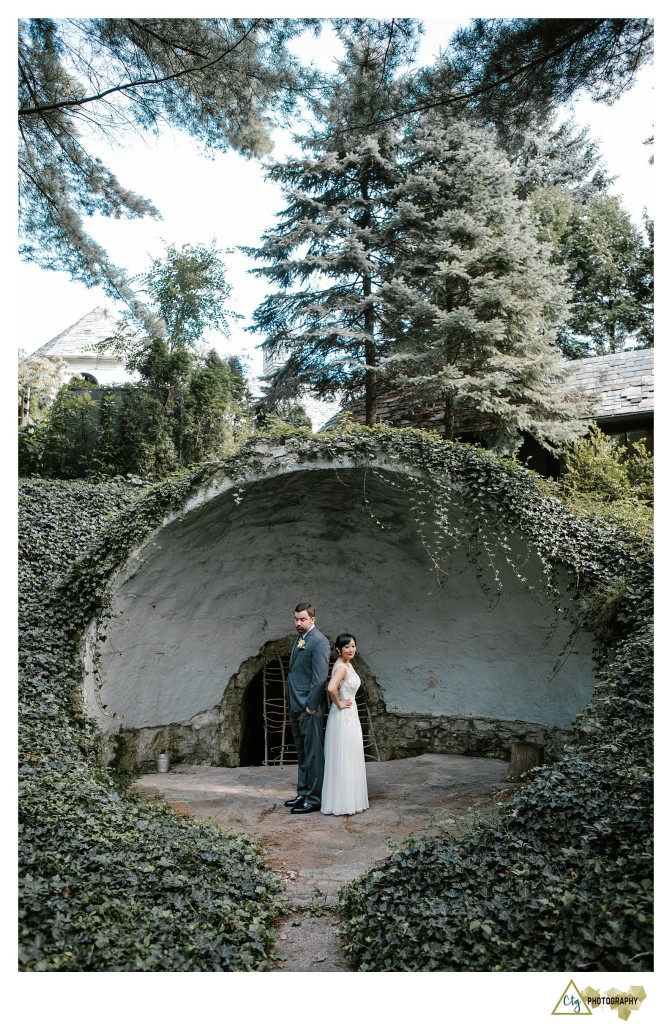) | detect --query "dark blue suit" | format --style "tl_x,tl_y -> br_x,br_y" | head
286,627 -> 330,809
